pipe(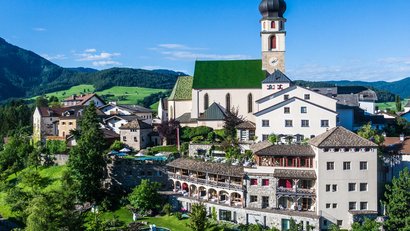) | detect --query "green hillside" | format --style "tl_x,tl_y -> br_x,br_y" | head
32,85 -> 167,106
